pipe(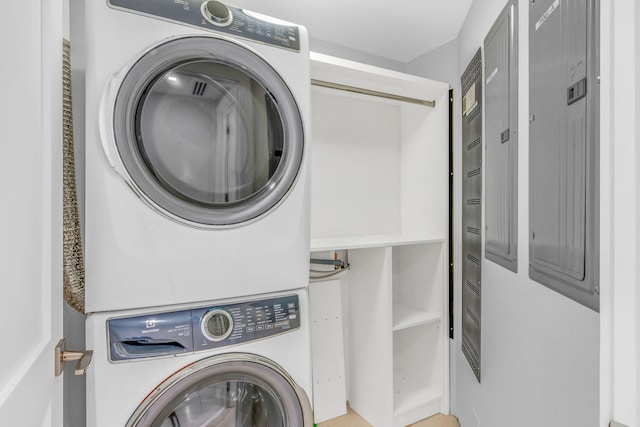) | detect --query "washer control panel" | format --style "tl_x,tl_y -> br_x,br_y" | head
108,0 -> 301,51
108,295 -> 300,362
192,295 -> 300,352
